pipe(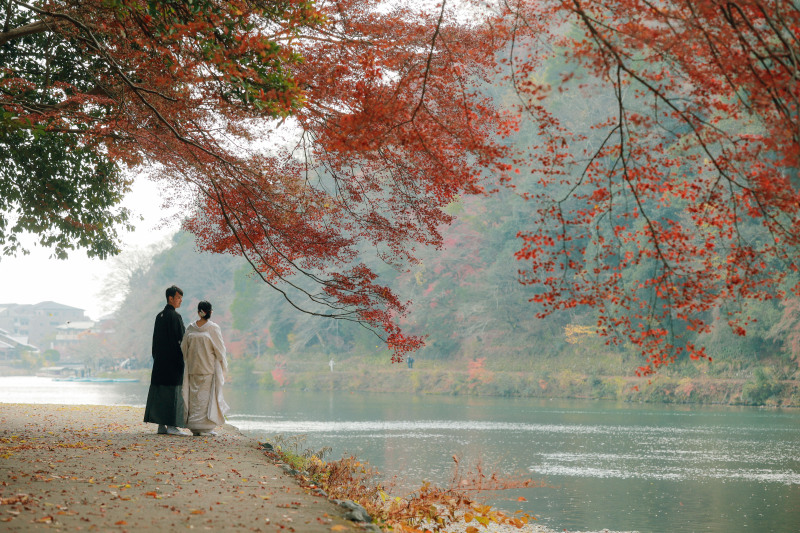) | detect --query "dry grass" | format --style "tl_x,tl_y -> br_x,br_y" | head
264,436 -> 542,533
